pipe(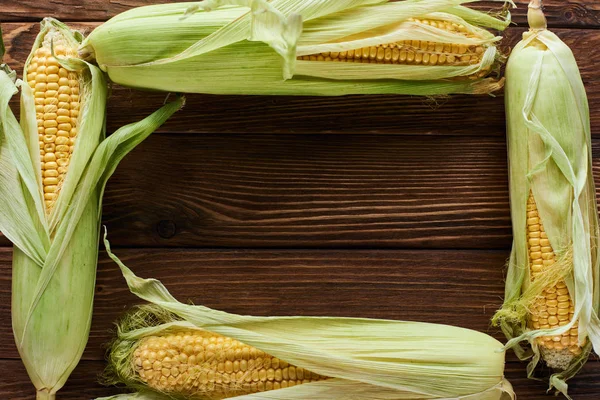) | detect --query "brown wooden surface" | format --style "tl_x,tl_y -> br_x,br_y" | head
96,134 -> 515,249
0,133 -> 513,249
2,0 -> 600,399
6,134 -> 600,251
